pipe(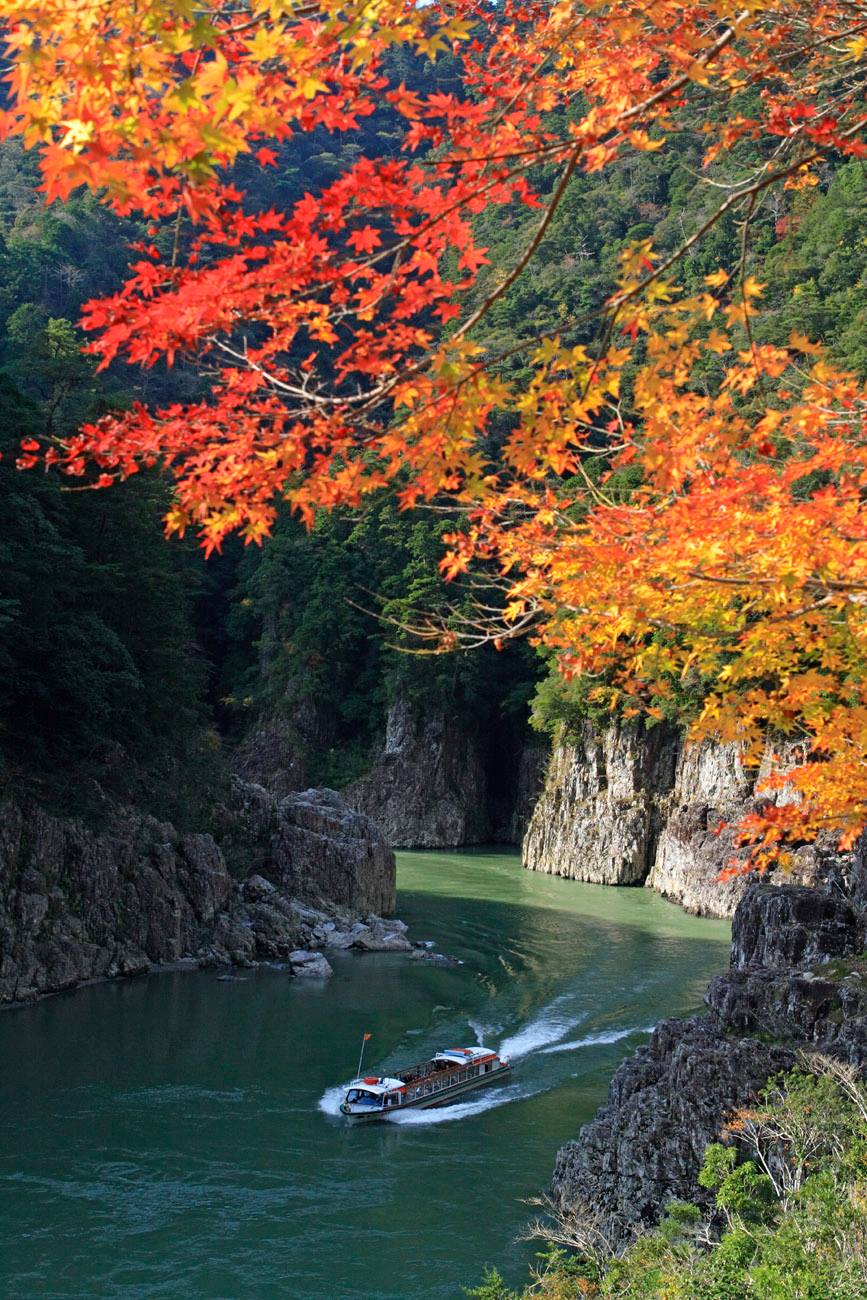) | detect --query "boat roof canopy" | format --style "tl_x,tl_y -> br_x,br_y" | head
435,1047 -> 495,1066
346,1076 -> 404,1095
